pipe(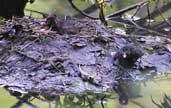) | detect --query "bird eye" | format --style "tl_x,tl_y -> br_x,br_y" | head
123,53 -> 127,58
